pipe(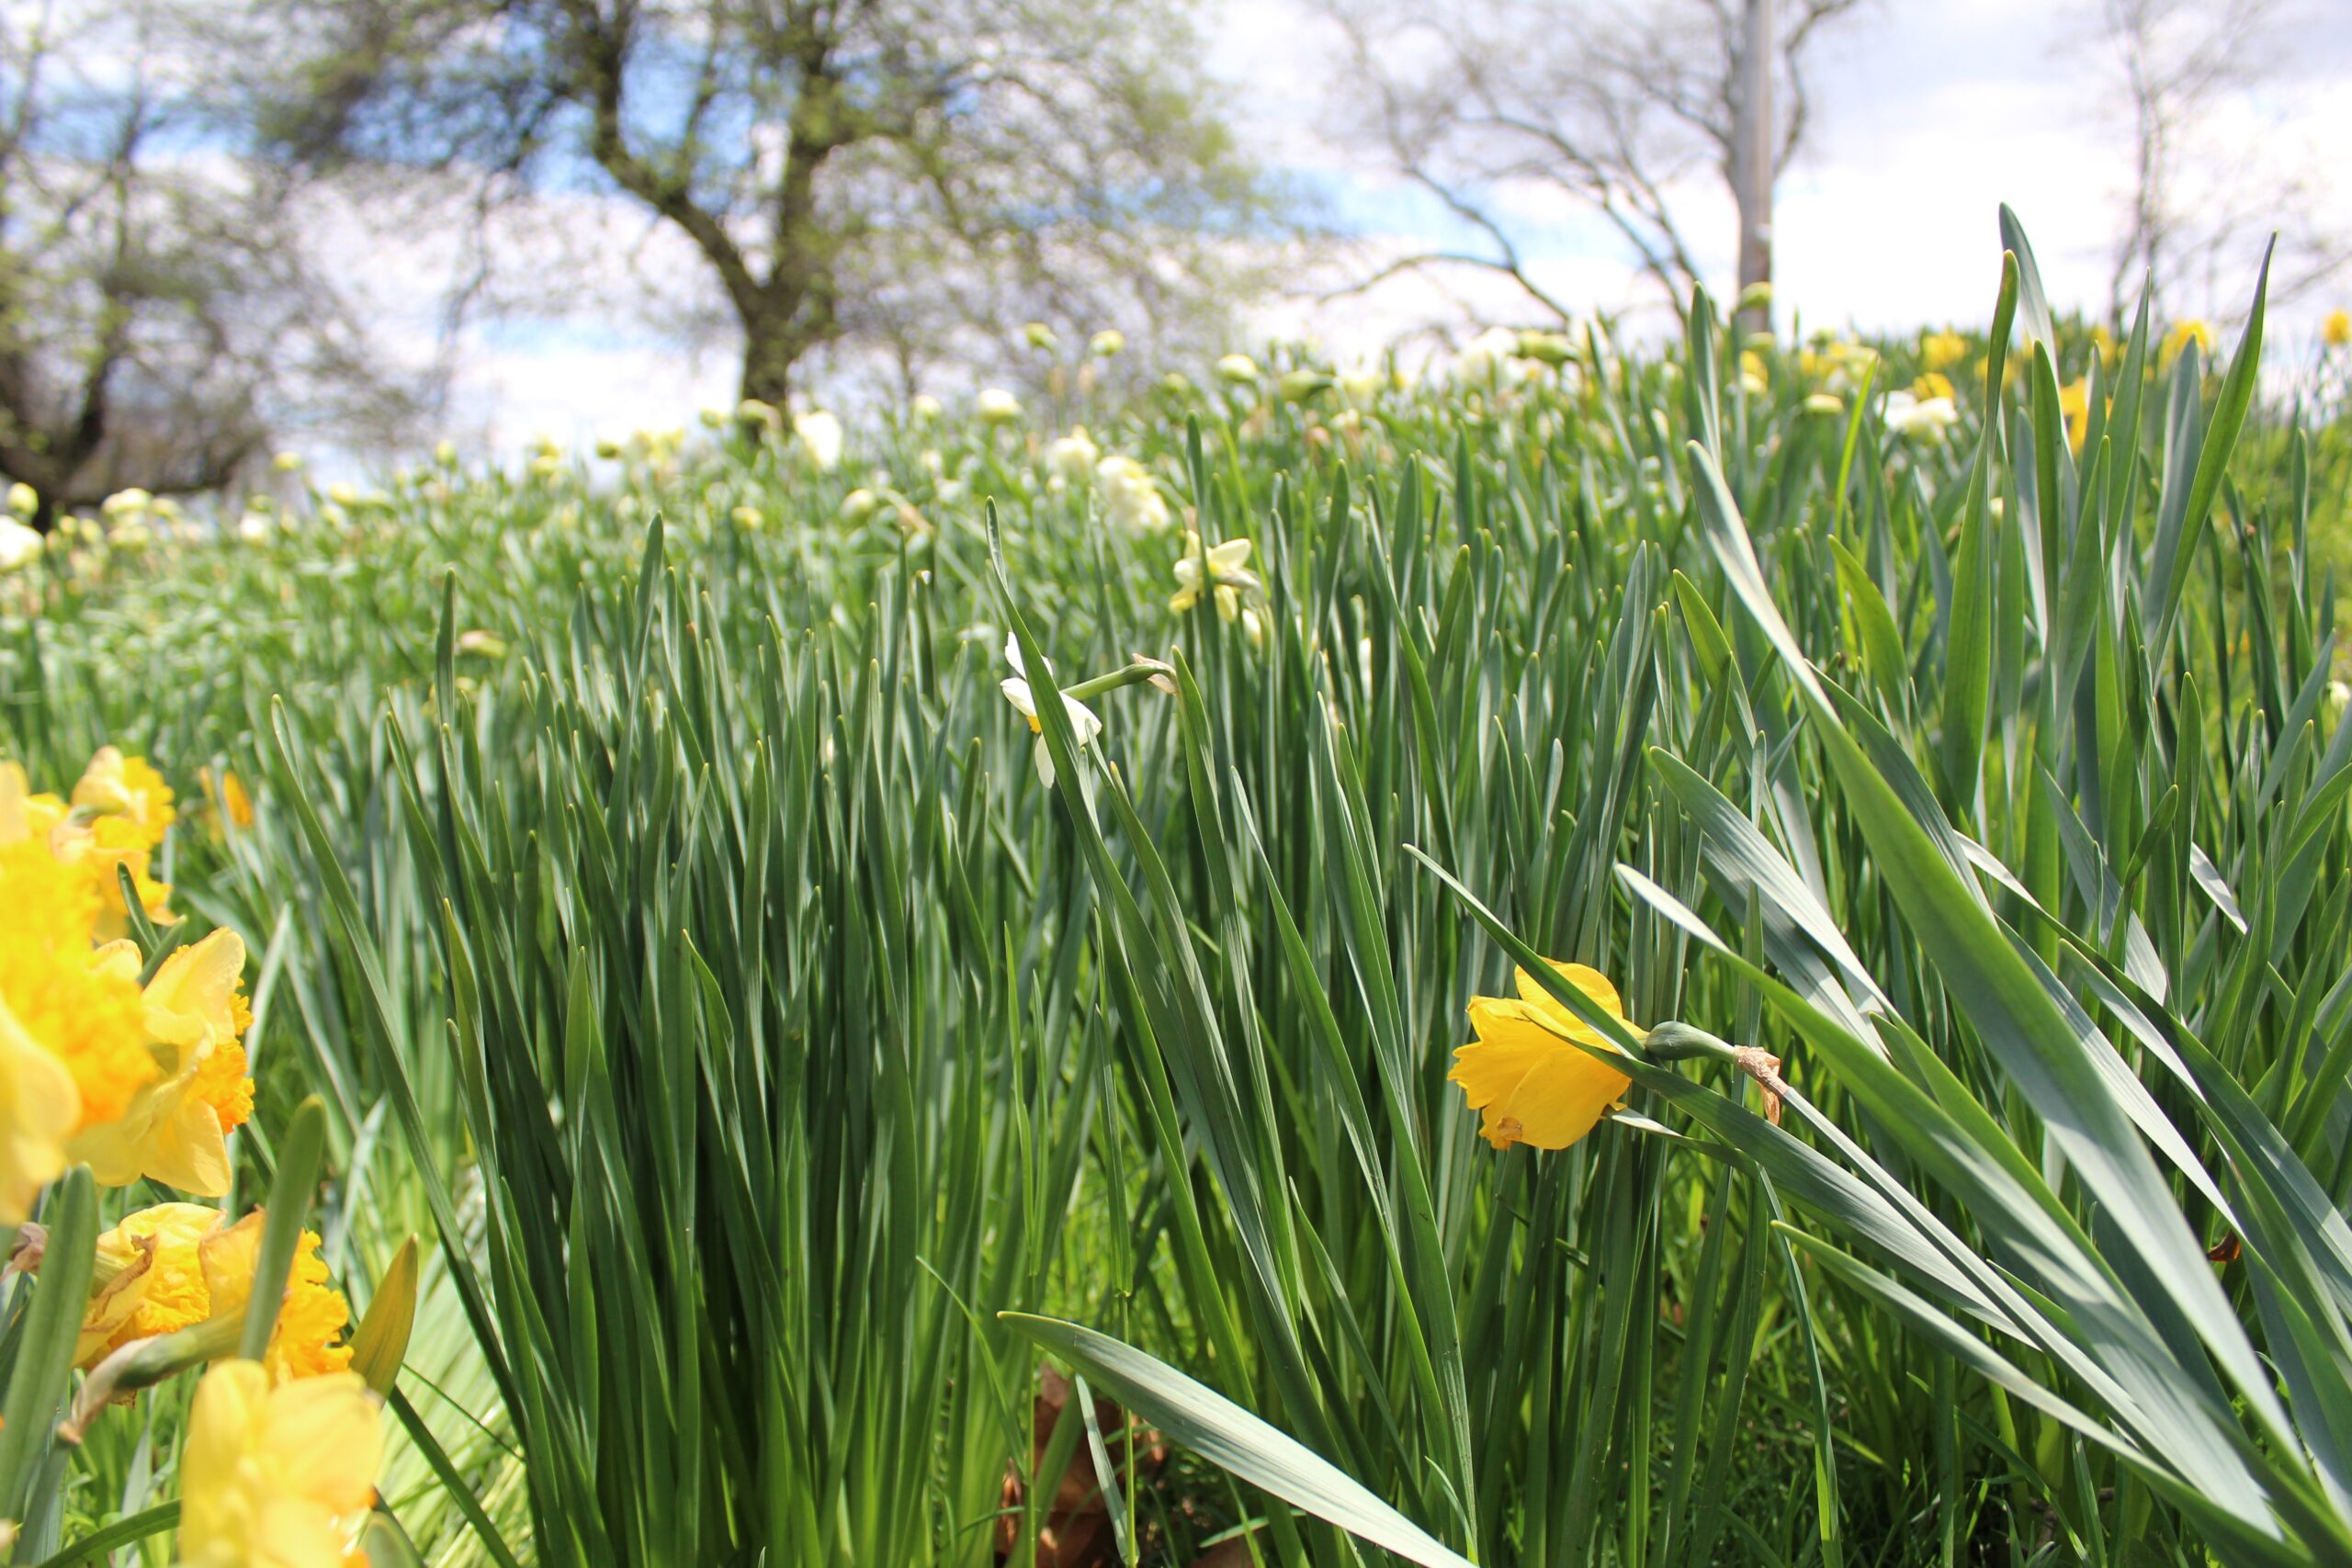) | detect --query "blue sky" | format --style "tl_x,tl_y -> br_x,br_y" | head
435,0 -> 2352,452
